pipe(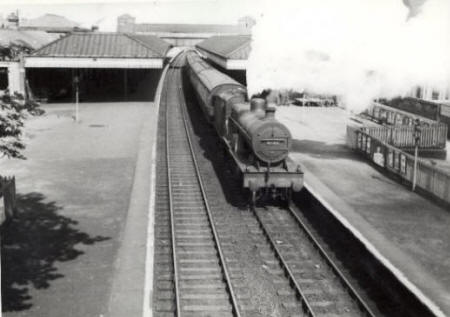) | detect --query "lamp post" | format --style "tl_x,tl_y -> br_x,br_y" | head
74,75 -> 79,122
412,118 -> 421,191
